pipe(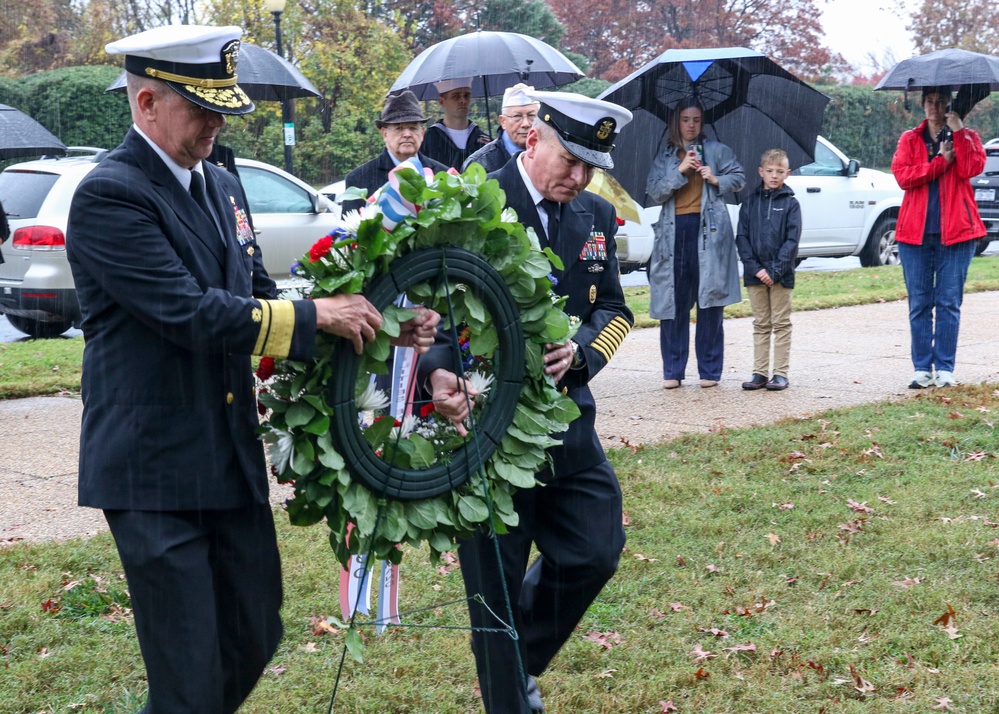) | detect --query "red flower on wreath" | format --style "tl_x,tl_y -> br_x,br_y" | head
420,402 -> 437,417
309,235 -> 333,262
256,356 -> 275,380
